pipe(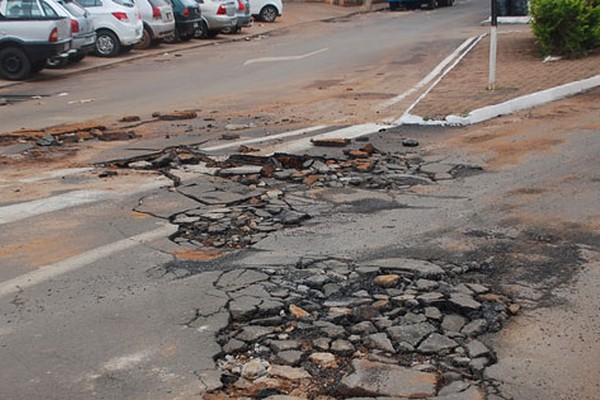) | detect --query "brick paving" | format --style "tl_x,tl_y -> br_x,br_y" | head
410,26 -> 600,120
